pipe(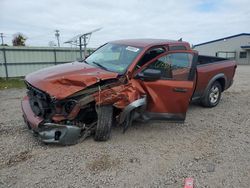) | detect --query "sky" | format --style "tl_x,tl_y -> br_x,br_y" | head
0,0 -> 250,48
